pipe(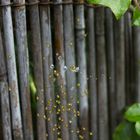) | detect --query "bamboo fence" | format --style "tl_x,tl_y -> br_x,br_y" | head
0,1 -> 140,140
